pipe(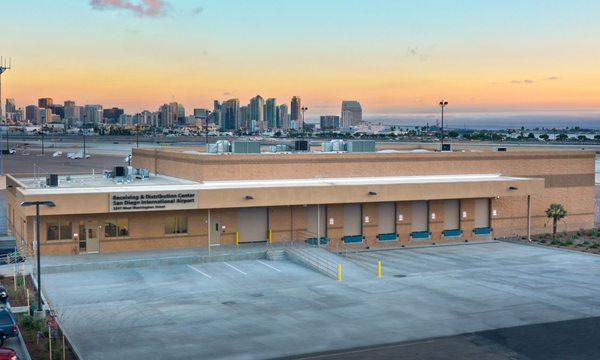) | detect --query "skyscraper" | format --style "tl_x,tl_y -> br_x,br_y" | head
277,104 -> 289,129
320,115 -> 340,131
103,107 -> 124,124
290,96 -> 301,123
39,108 -> 53,124
159,103 -> 178,128
38,98 -> 53,109
5,99 -> 16,114
25,105 -> 39,123
64,101 -> 80,121
239,105 -> 250,130
221,98 -> 240,131
265,98 -> 277,129
250,95 -> 264,123
341,101 -> 362,126
83,104 -> 103,125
